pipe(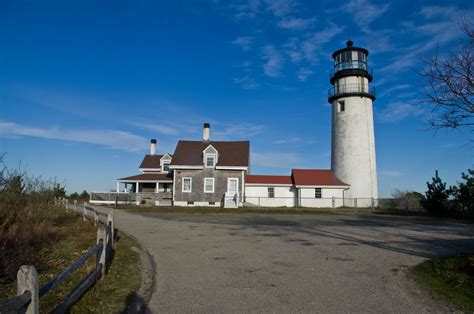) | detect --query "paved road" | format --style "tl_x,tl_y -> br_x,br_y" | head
112,210 -> 474,313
